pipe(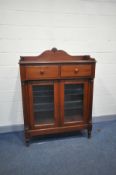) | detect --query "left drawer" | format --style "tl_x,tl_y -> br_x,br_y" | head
26,66 -> 59,80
